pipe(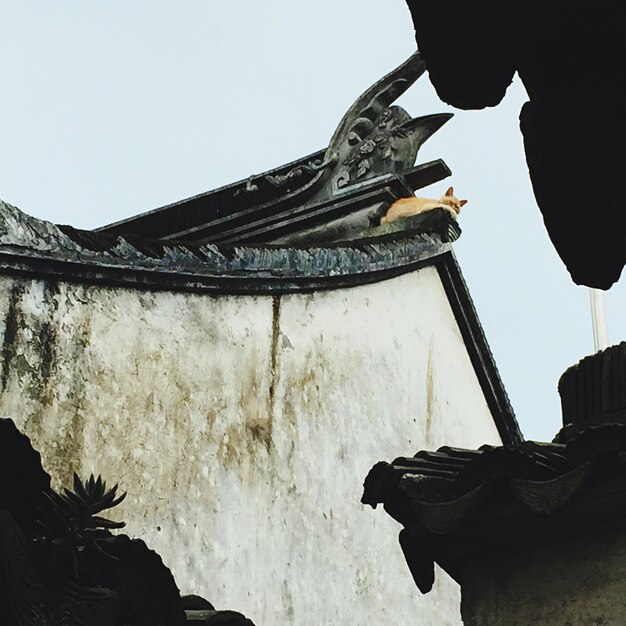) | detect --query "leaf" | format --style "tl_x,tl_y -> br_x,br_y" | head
90,516 -> 126,530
